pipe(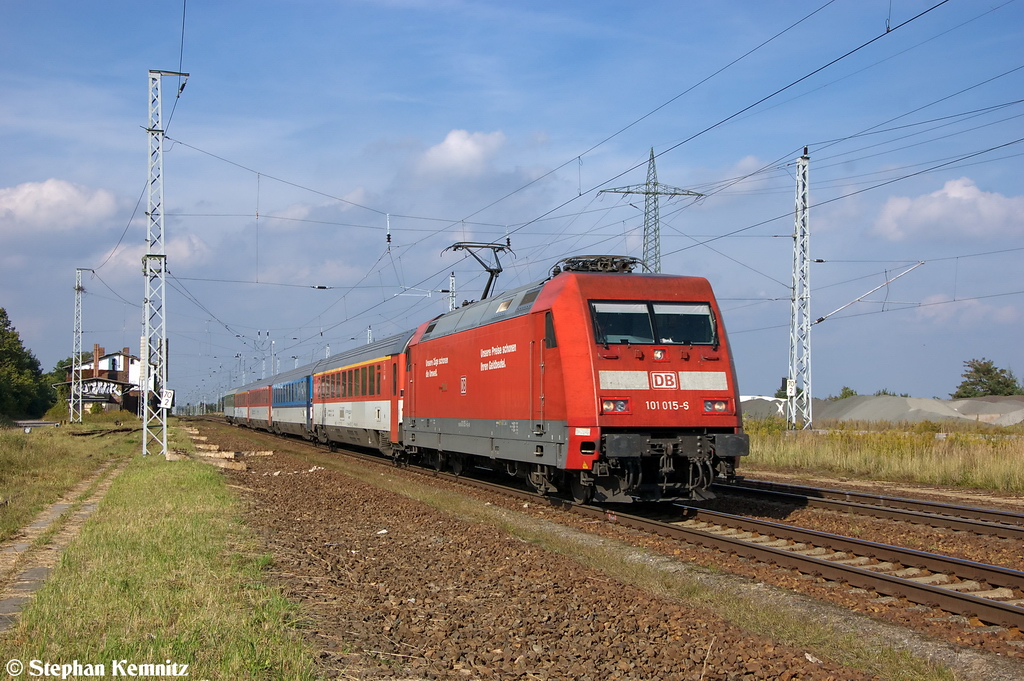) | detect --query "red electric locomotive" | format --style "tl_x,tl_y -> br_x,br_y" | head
225,255 -> 748,503
399,255 -> 748,503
